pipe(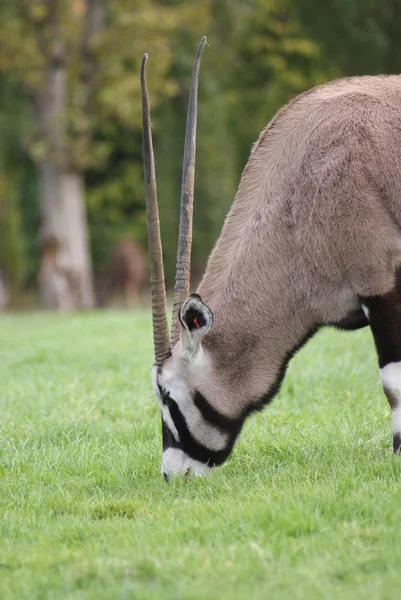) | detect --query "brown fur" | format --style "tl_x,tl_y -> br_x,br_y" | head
188,75 -> 401,417
99,238 -> 146,307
